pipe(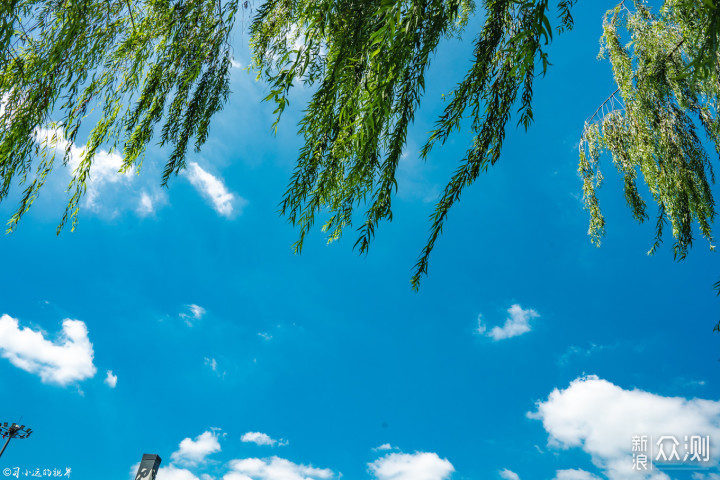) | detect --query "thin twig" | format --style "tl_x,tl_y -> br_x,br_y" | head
586,87 -> 621,124
667,38 -> 685,59
125,0 -> 137,32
